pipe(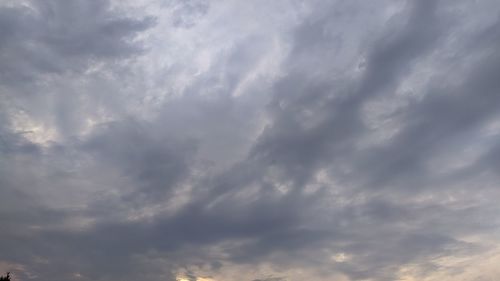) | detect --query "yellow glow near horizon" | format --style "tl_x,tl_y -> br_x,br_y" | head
176,277 -> 215,281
